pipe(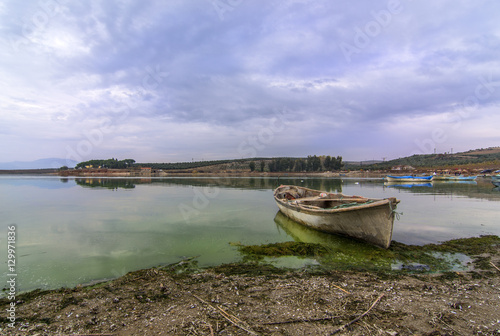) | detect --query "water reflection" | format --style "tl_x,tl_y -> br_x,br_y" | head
274,211 -> 392,270
1,176 -> 499,293
70,177 -> 344,193
385,182 -> 433,188
76,178 -> 136,189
